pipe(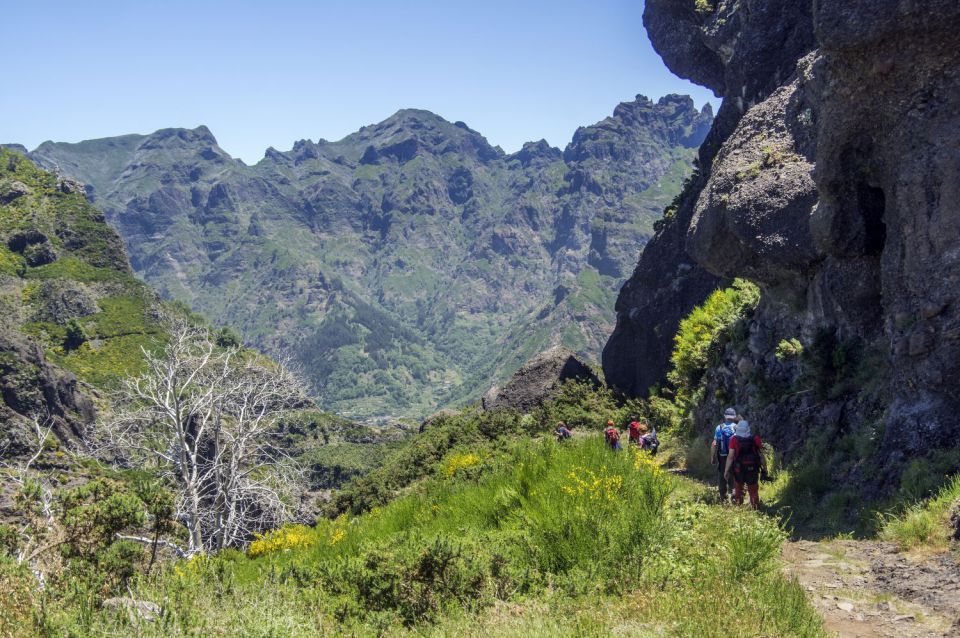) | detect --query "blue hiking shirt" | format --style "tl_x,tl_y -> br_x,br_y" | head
714,422 -> 735,456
